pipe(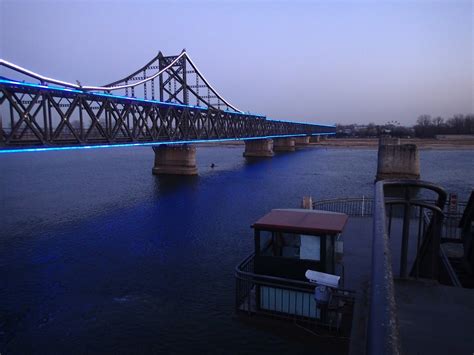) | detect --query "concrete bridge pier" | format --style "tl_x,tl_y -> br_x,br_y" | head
243,139 -> 274,157
310,135 -> 320,143
294,136 -> 311,147
273,137 -> 296,152
376,138 -> 420,181
152,144 -> 198,175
